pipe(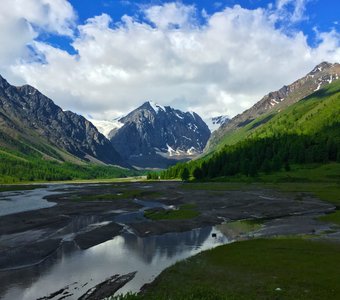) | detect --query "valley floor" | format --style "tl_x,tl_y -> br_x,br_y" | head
0,177 -> 339,299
